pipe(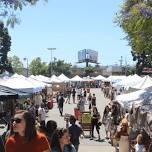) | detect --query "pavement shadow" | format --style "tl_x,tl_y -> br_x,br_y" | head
94,139 -> 105,142
84,135 -> 91,139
